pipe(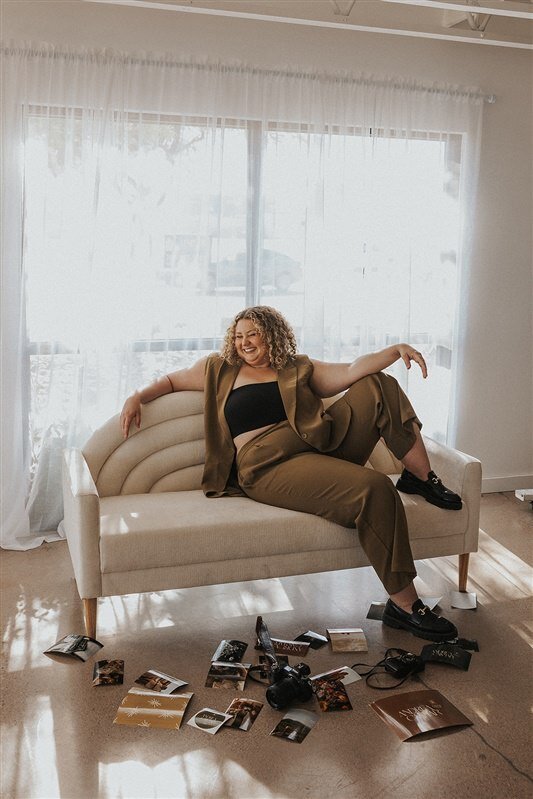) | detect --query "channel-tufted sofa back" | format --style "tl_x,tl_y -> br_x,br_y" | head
82,391 -> 403,498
